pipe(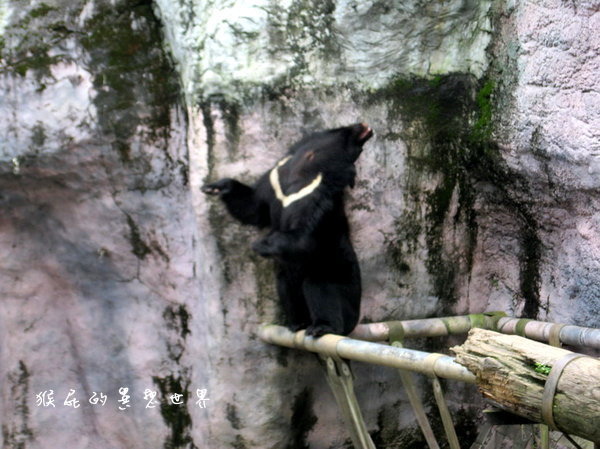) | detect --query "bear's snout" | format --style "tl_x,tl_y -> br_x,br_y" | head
355,122 -> 373,144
